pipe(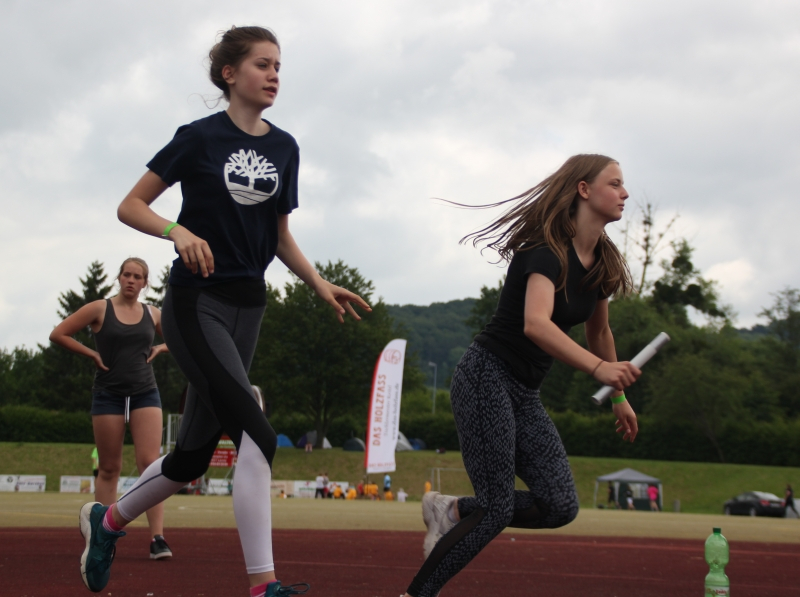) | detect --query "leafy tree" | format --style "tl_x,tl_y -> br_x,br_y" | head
759,287 -> 800,350
400,385 -> 452,417
617,201 -> 678,294
145,265 -> 187,412
57,261 -> 115,320
650,239 -> 728,323
645,333 -> 748,463
465,277 -> 504,337
146,265 -> 171,309
251,260 -> 424,448
388,298 -> 476,385
0,347 -> 44,406
754,288 -> 800,416
37,262 -> 114,411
